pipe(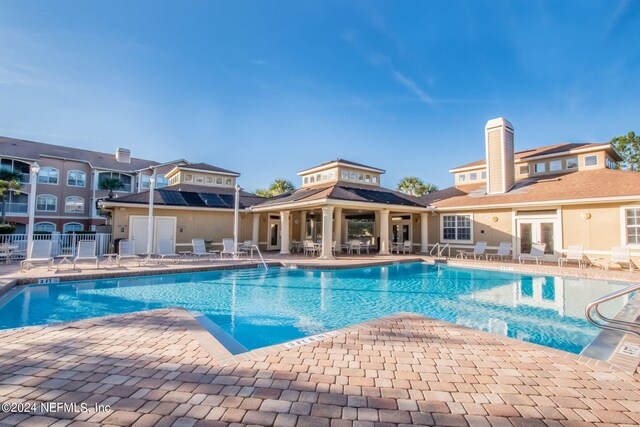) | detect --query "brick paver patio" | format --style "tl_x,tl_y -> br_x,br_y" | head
0,309 -> 638,426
